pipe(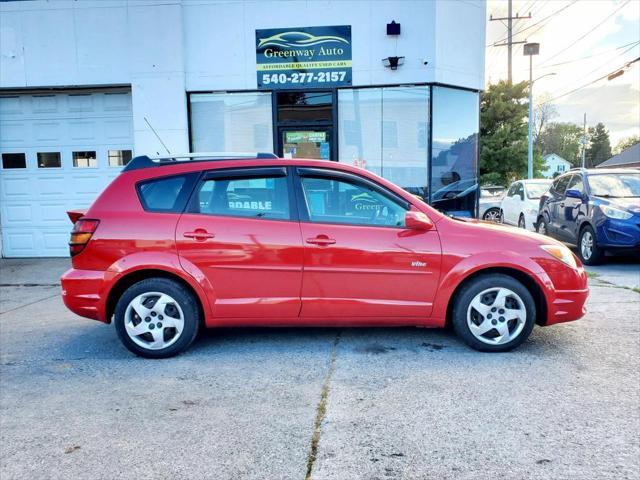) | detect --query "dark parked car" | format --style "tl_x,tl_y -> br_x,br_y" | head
537,168 -> 640,265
